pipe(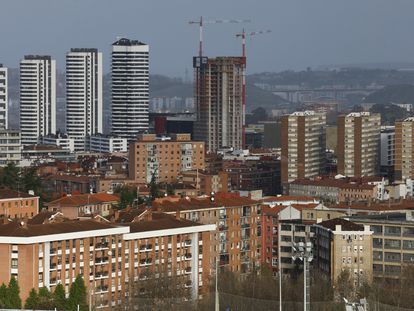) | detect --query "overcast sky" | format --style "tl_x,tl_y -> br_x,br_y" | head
1,0 -> 414,76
